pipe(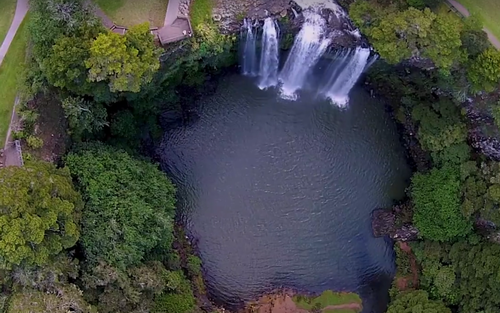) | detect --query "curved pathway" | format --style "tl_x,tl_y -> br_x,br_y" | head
0,0 -> 29,66
447,0 -> 500,50
0,0 -> 28,167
